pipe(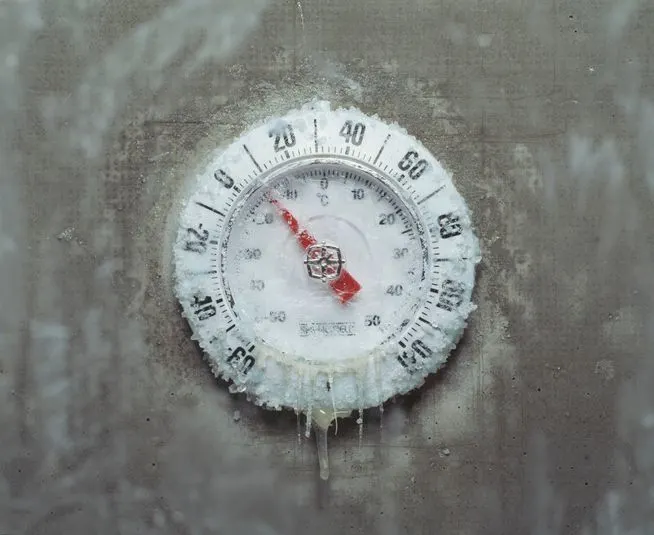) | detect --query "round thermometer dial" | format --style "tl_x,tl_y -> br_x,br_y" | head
174,102 -> 479,413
